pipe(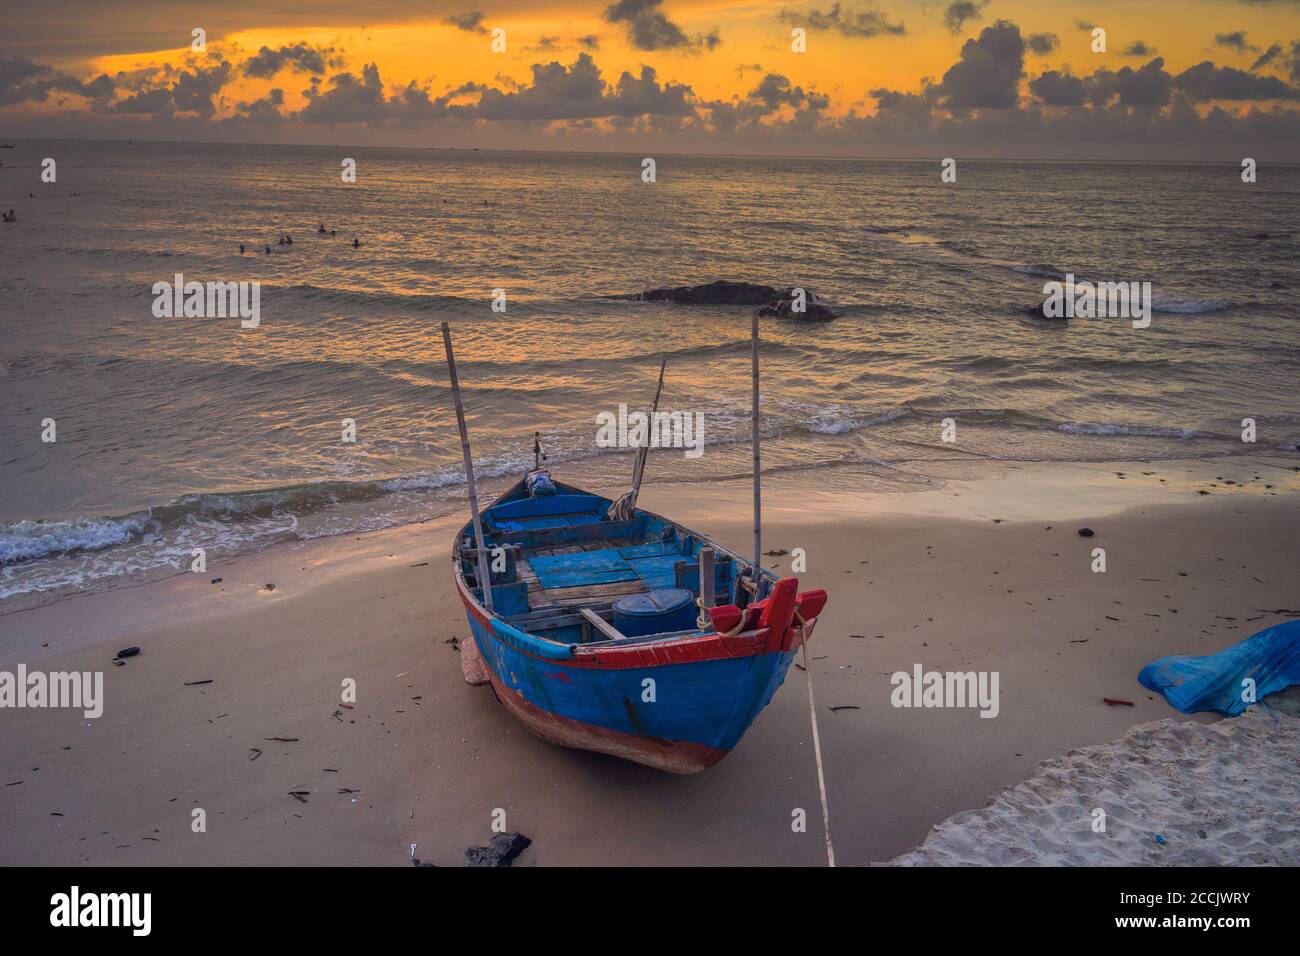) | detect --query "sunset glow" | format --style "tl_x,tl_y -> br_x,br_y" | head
4,1 -> 1300,157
